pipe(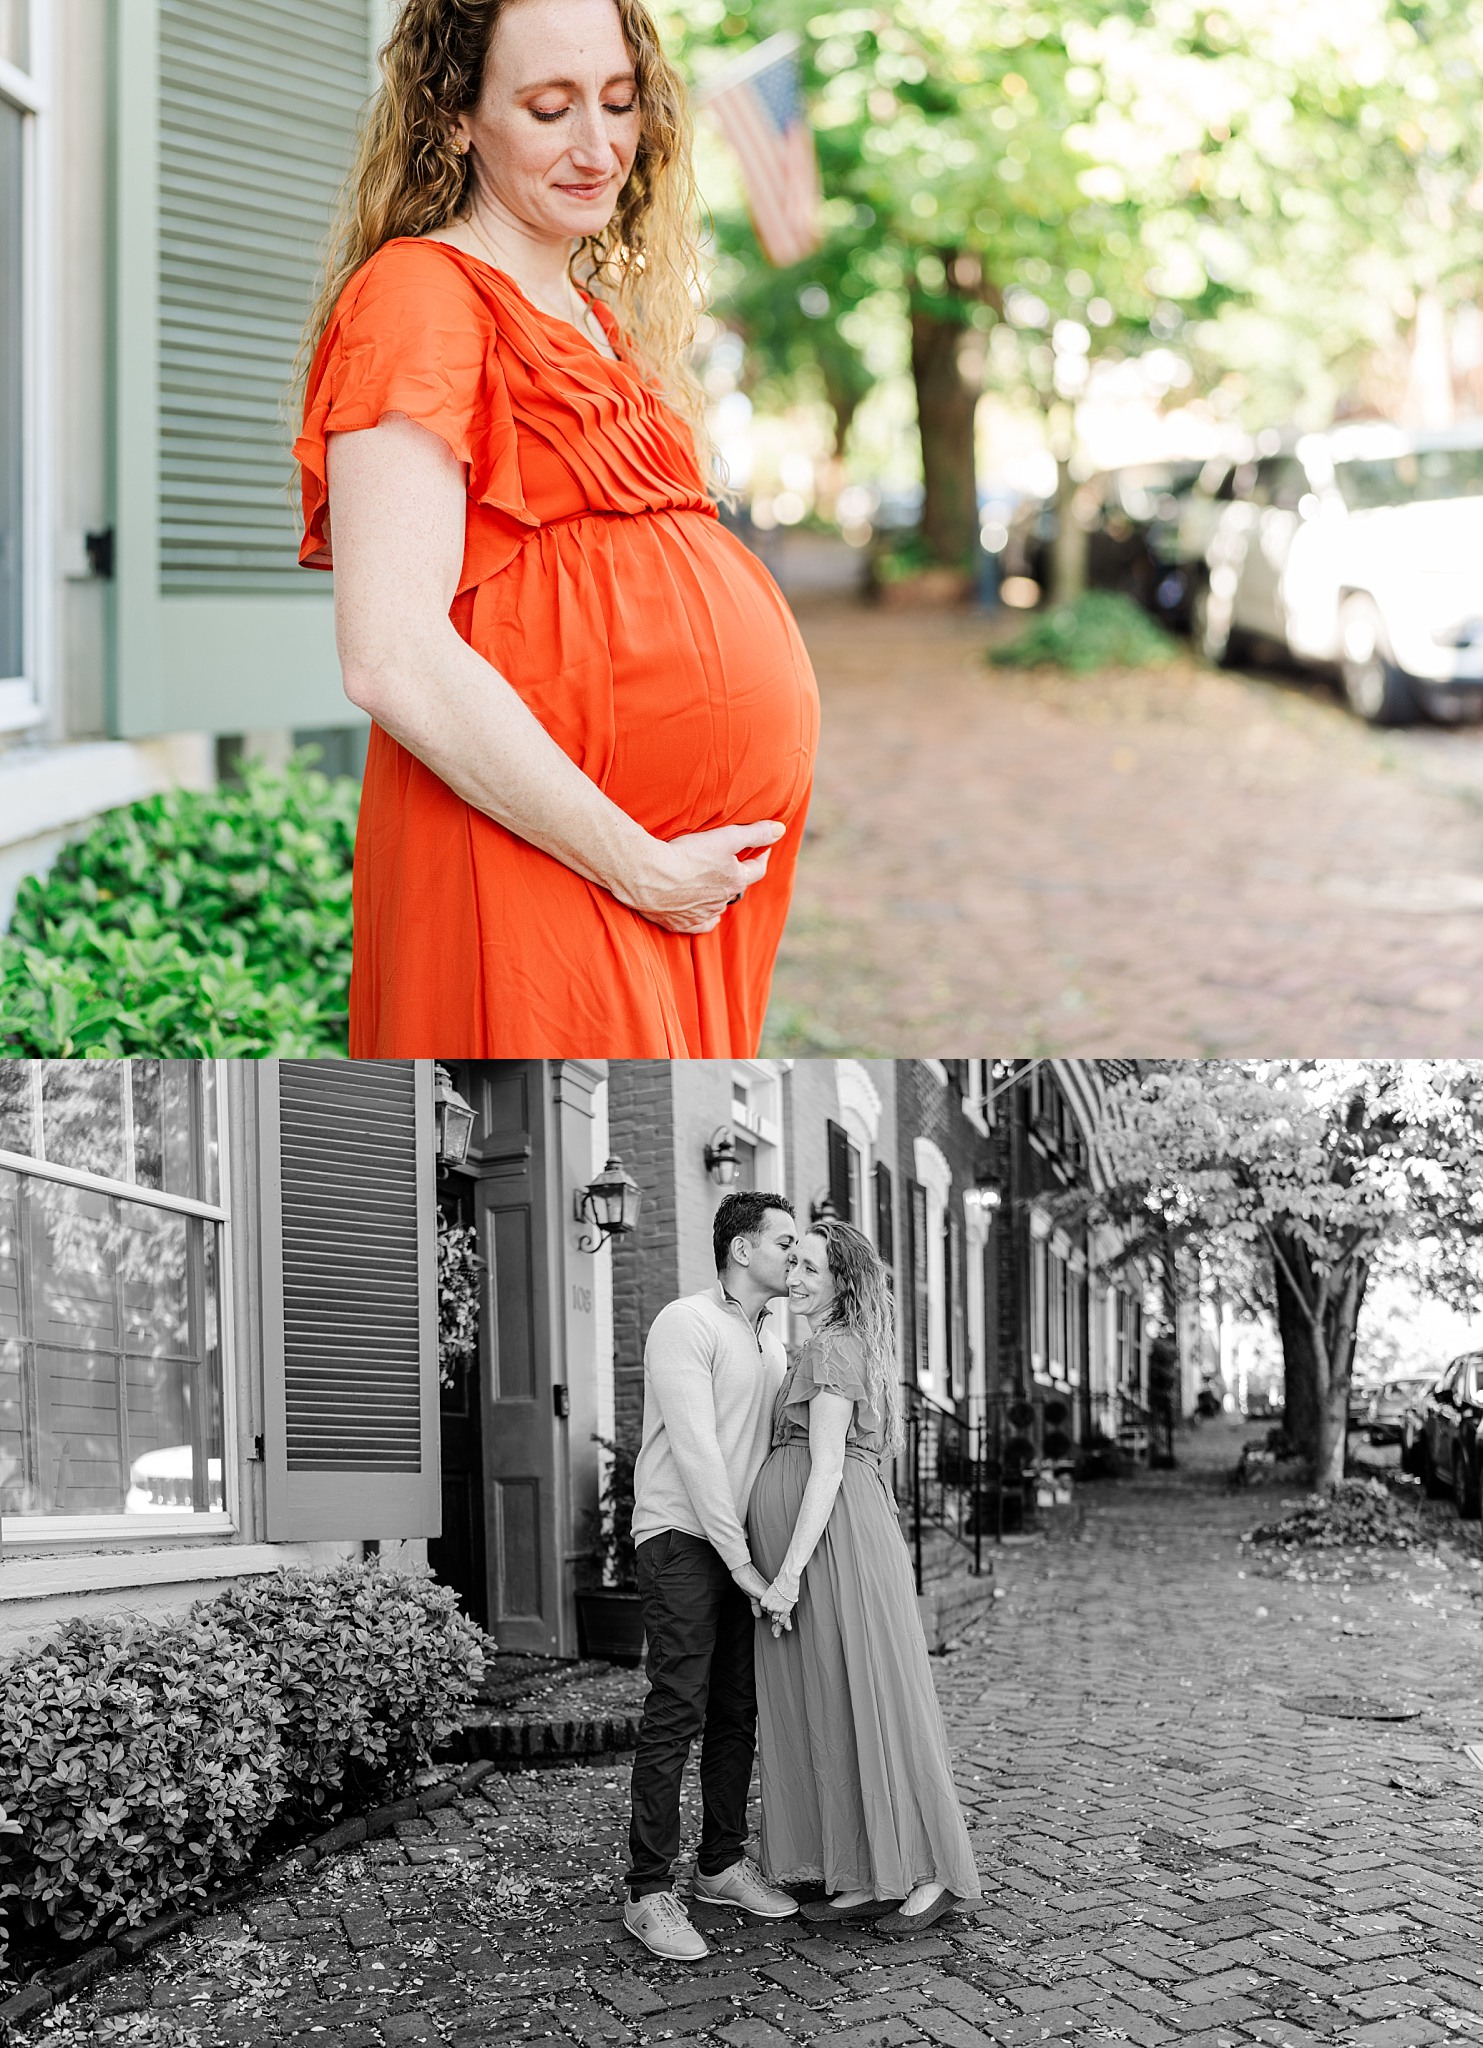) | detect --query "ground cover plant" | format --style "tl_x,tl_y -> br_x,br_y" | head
988,590 -> 1182,677
0,756 -> 356,1057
